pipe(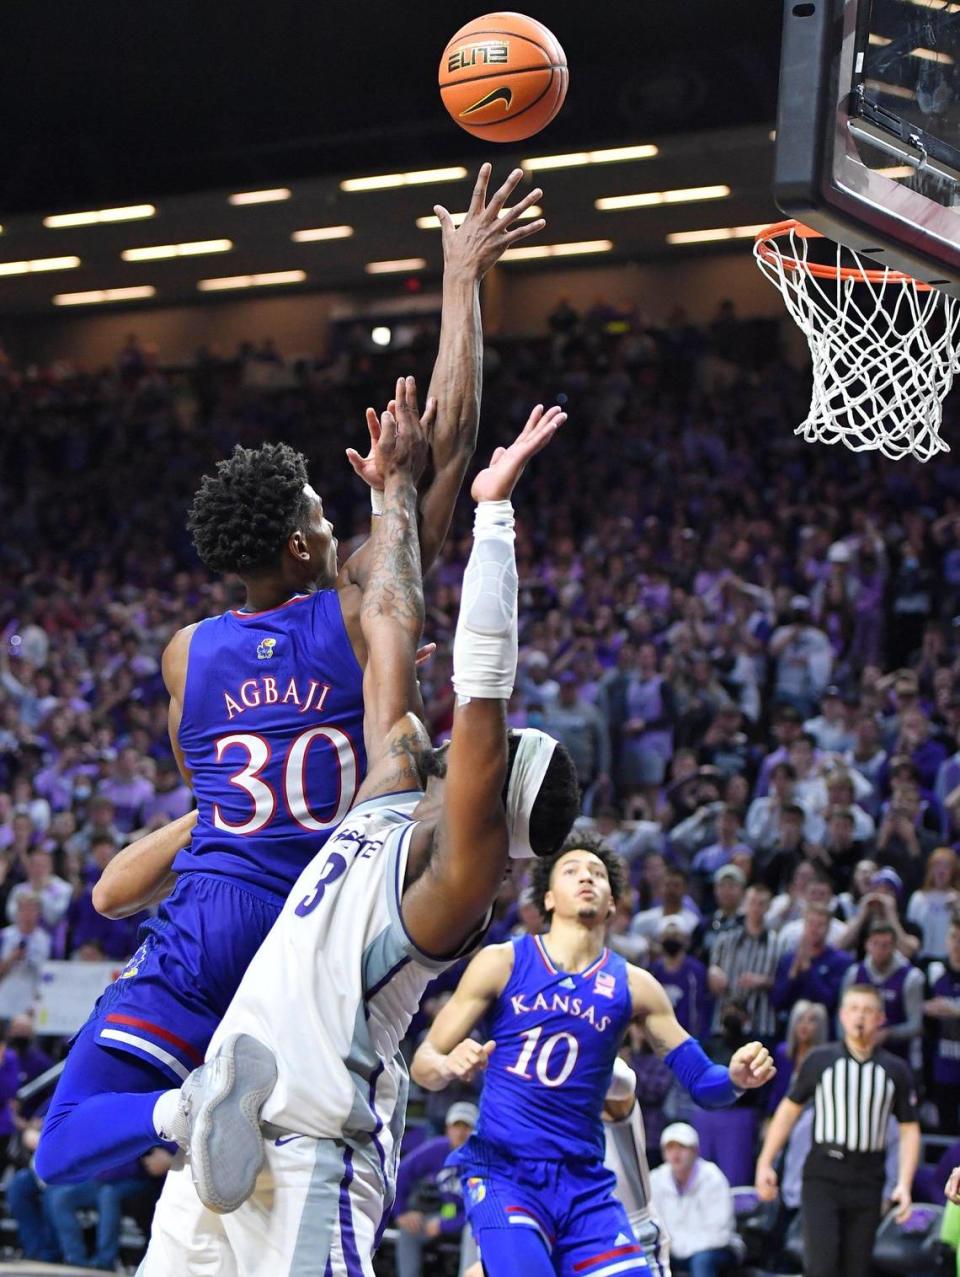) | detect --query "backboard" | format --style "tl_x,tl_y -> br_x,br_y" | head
774,0 -> 960,290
